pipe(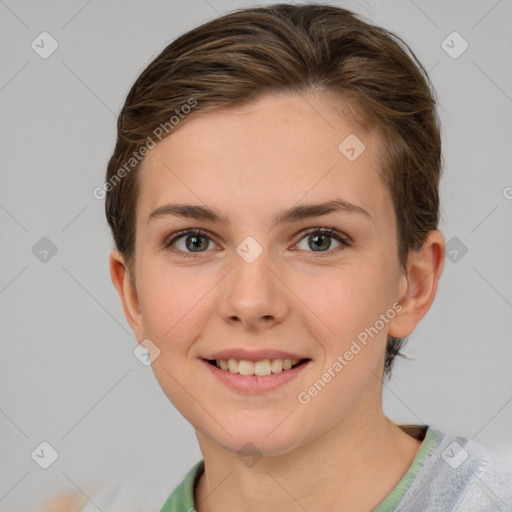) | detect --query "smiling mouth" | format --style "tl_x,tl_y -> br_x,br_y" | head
206,358 -> 310,376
